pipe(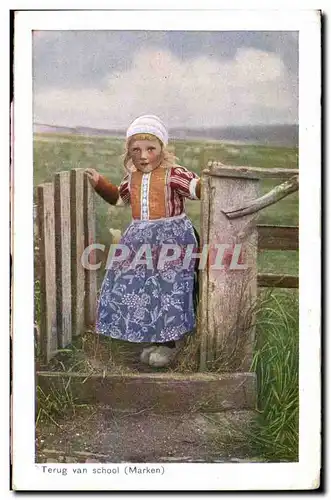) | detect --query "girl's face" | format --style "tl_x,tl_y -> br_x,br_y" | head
129,138 -> 163,173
